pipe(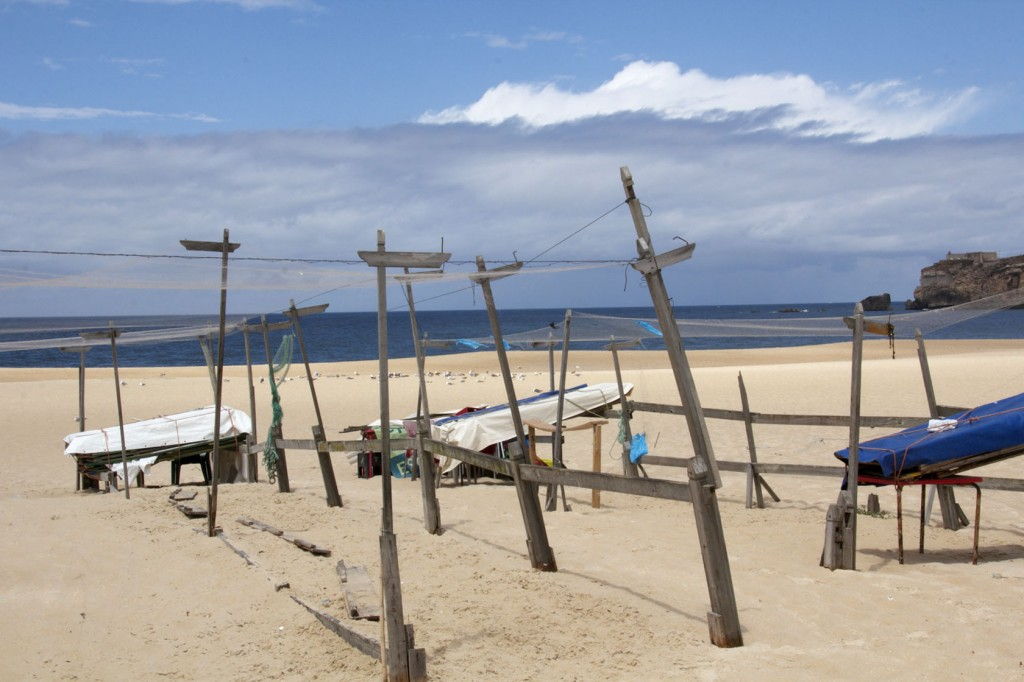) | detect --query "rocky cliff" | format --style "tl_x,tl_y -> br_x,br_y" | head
908,251 -> 1024,309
